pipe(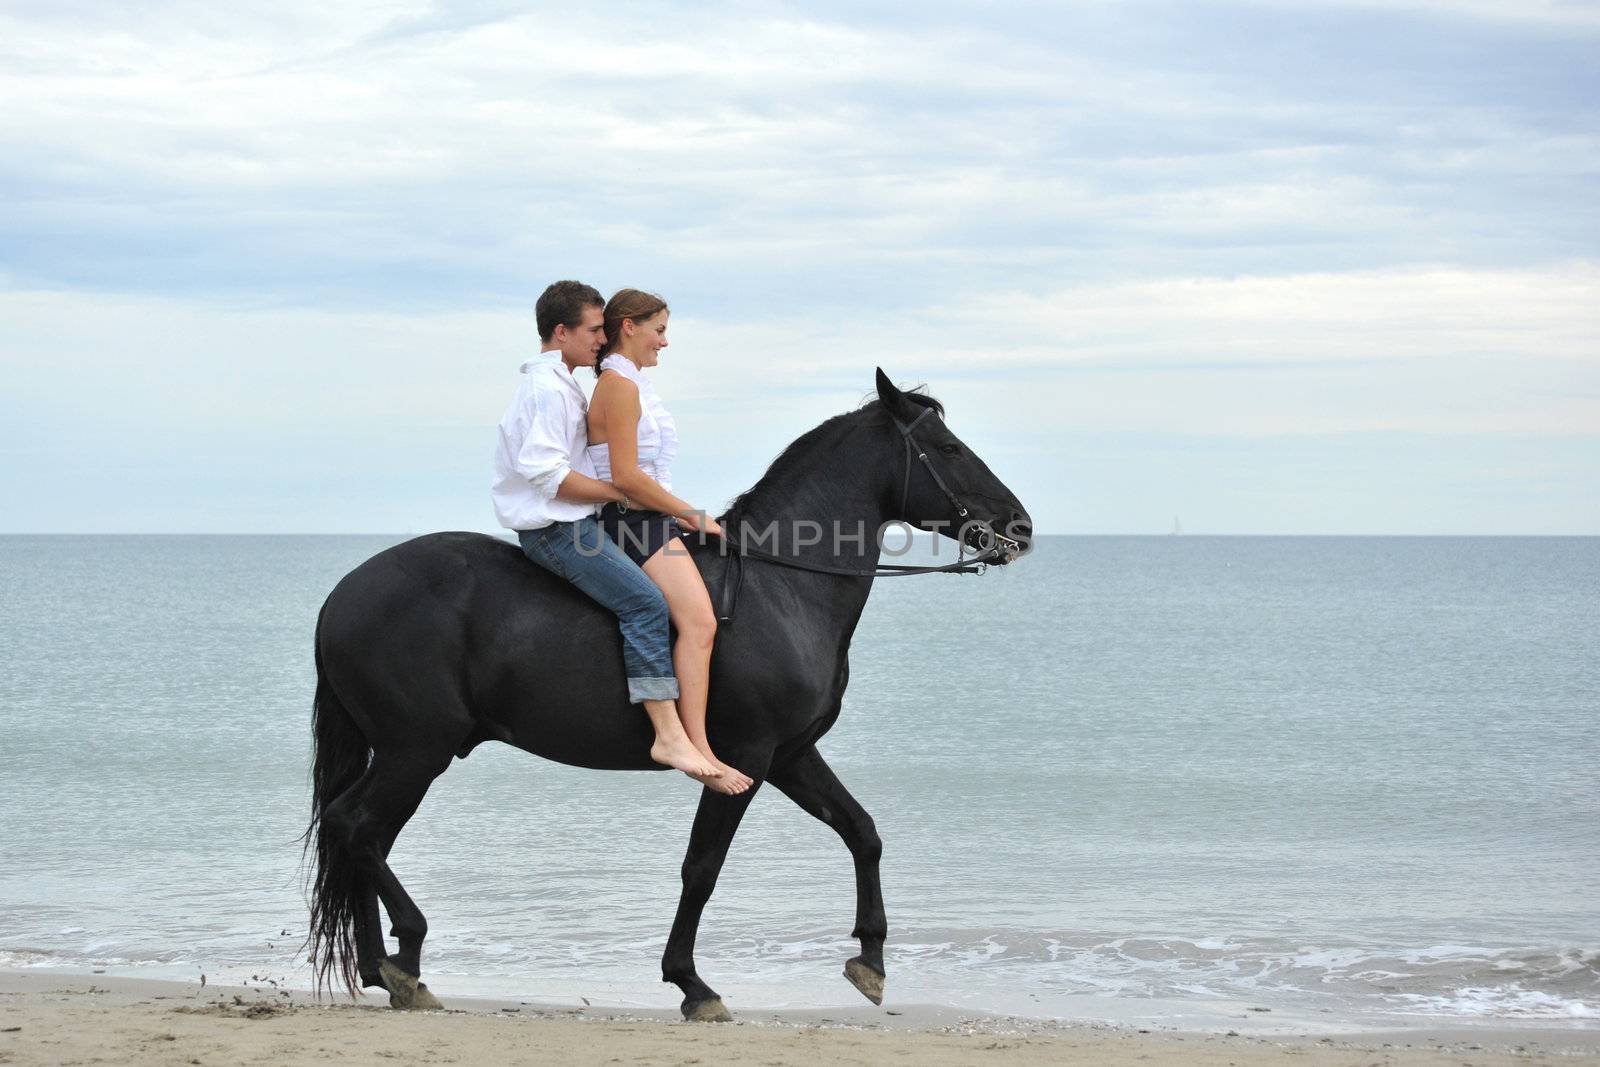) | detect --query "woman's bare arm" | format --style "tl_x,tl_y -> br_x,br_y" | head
591,372 -> 707,523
